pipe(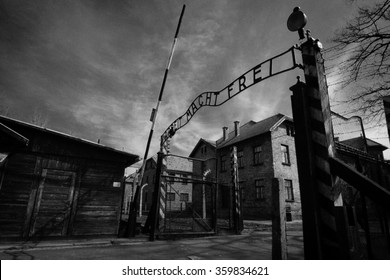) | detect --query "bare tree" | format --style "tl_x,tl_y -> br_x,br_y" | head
326,0 -> 390,119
